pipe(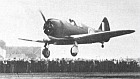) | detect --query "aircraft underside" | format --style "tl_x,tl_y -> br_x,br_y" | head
42,38 -> 107,58
53,38 -> 109,45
